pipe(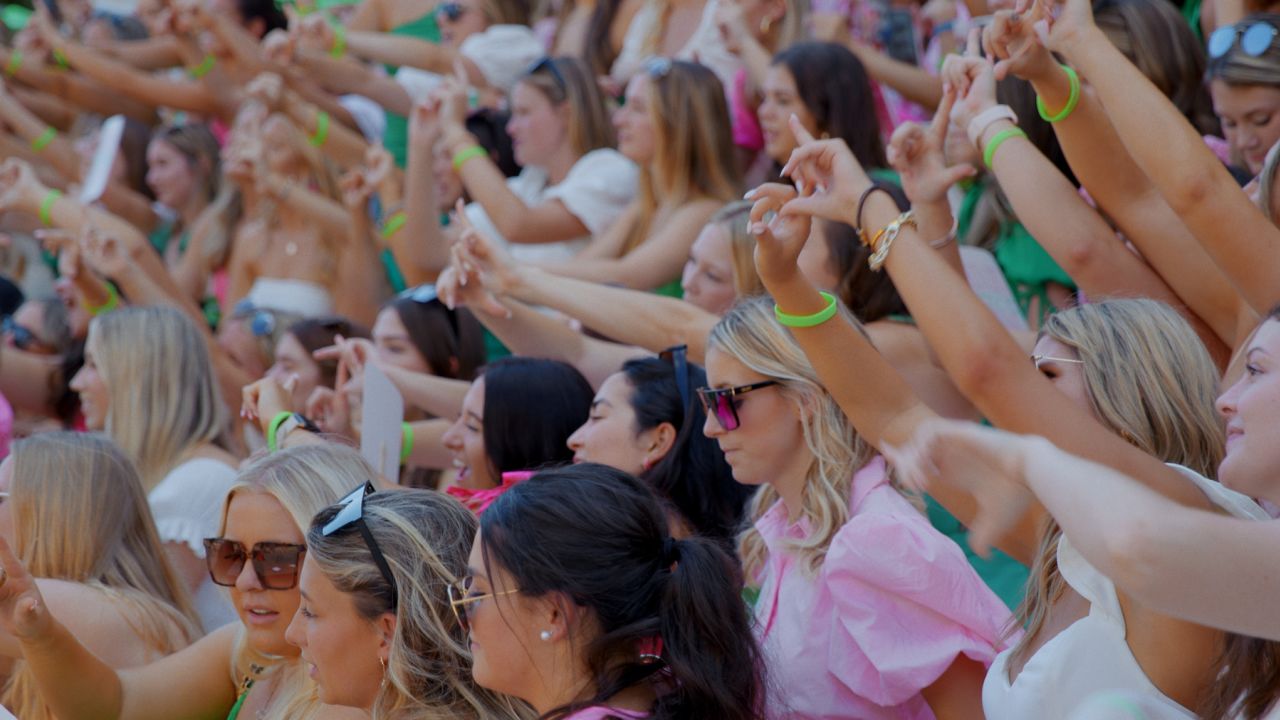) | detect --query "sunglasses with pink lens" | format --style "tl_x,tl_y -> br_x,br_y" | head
697,381 -> 779,431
